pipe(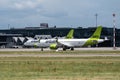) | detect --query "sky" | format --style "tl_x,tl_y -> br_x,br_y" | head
0,0 -> 120,29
